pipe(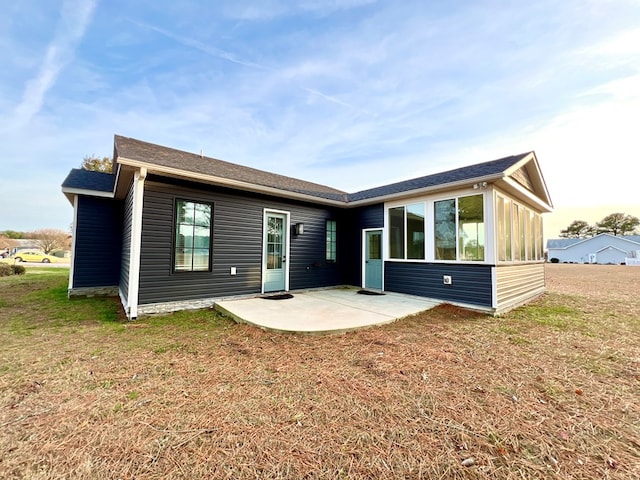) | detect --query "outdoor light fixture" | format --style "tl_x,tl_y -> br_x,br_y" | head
473,182 -> 488,190
294,223 -> 305,235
